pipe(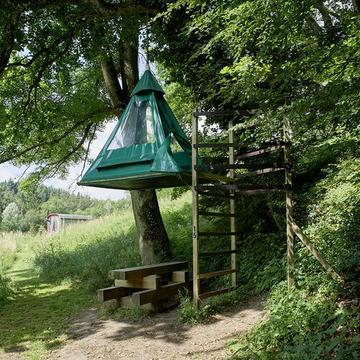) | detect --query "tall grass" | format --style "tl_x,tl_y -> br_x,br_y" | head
33,192 -> 195,291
